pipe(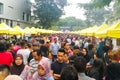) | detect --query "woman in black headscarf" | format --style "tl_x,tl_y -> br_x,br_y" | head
86,59 -> 105,80
10,54 -> 25,75
10,54 -> 32,80
102,45 -> 111,66
106,63 -> 120,80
